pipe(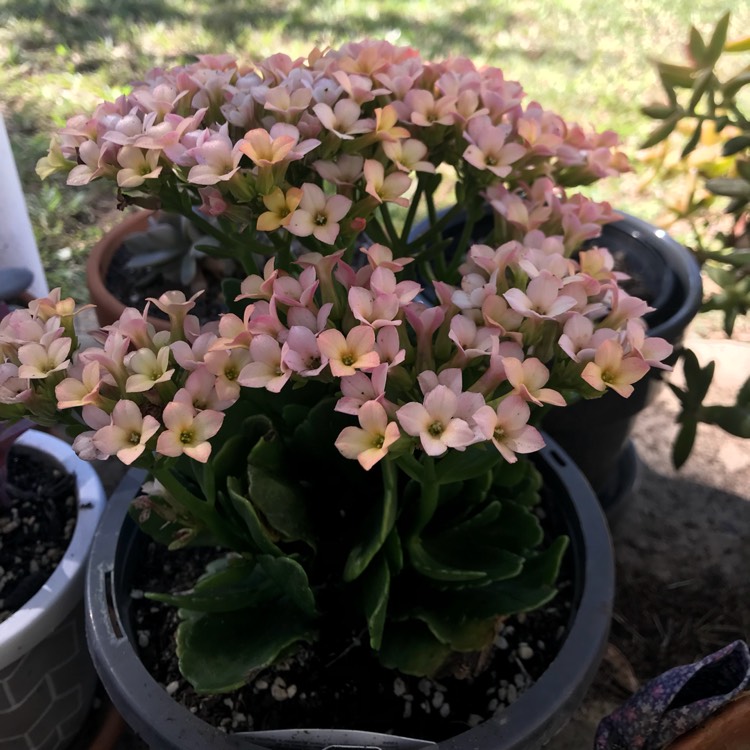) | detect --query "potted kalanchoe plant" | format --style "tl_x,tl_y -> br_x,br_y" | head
20,39 -> 672,746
